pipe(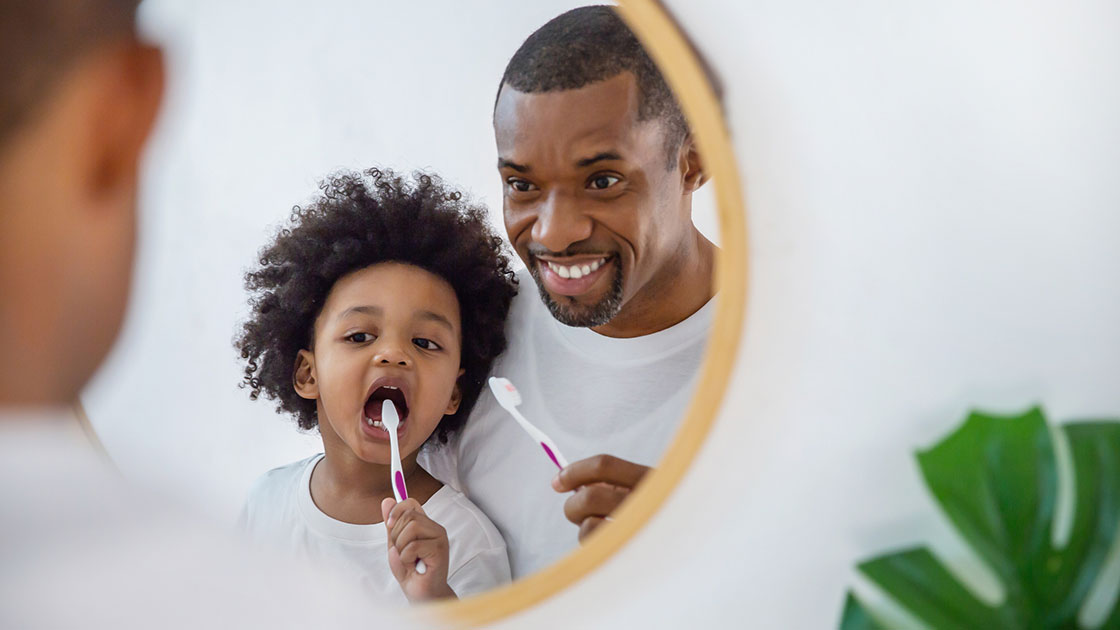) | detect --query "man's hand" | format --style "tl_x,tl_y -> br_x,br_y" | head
551,454 -> 651,543
381,498 -> 457,602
